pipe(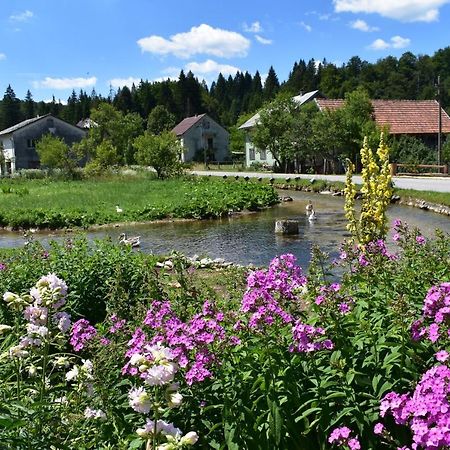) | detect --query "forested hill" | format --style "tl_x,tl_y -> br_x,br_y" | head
1,46 -> 449,131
